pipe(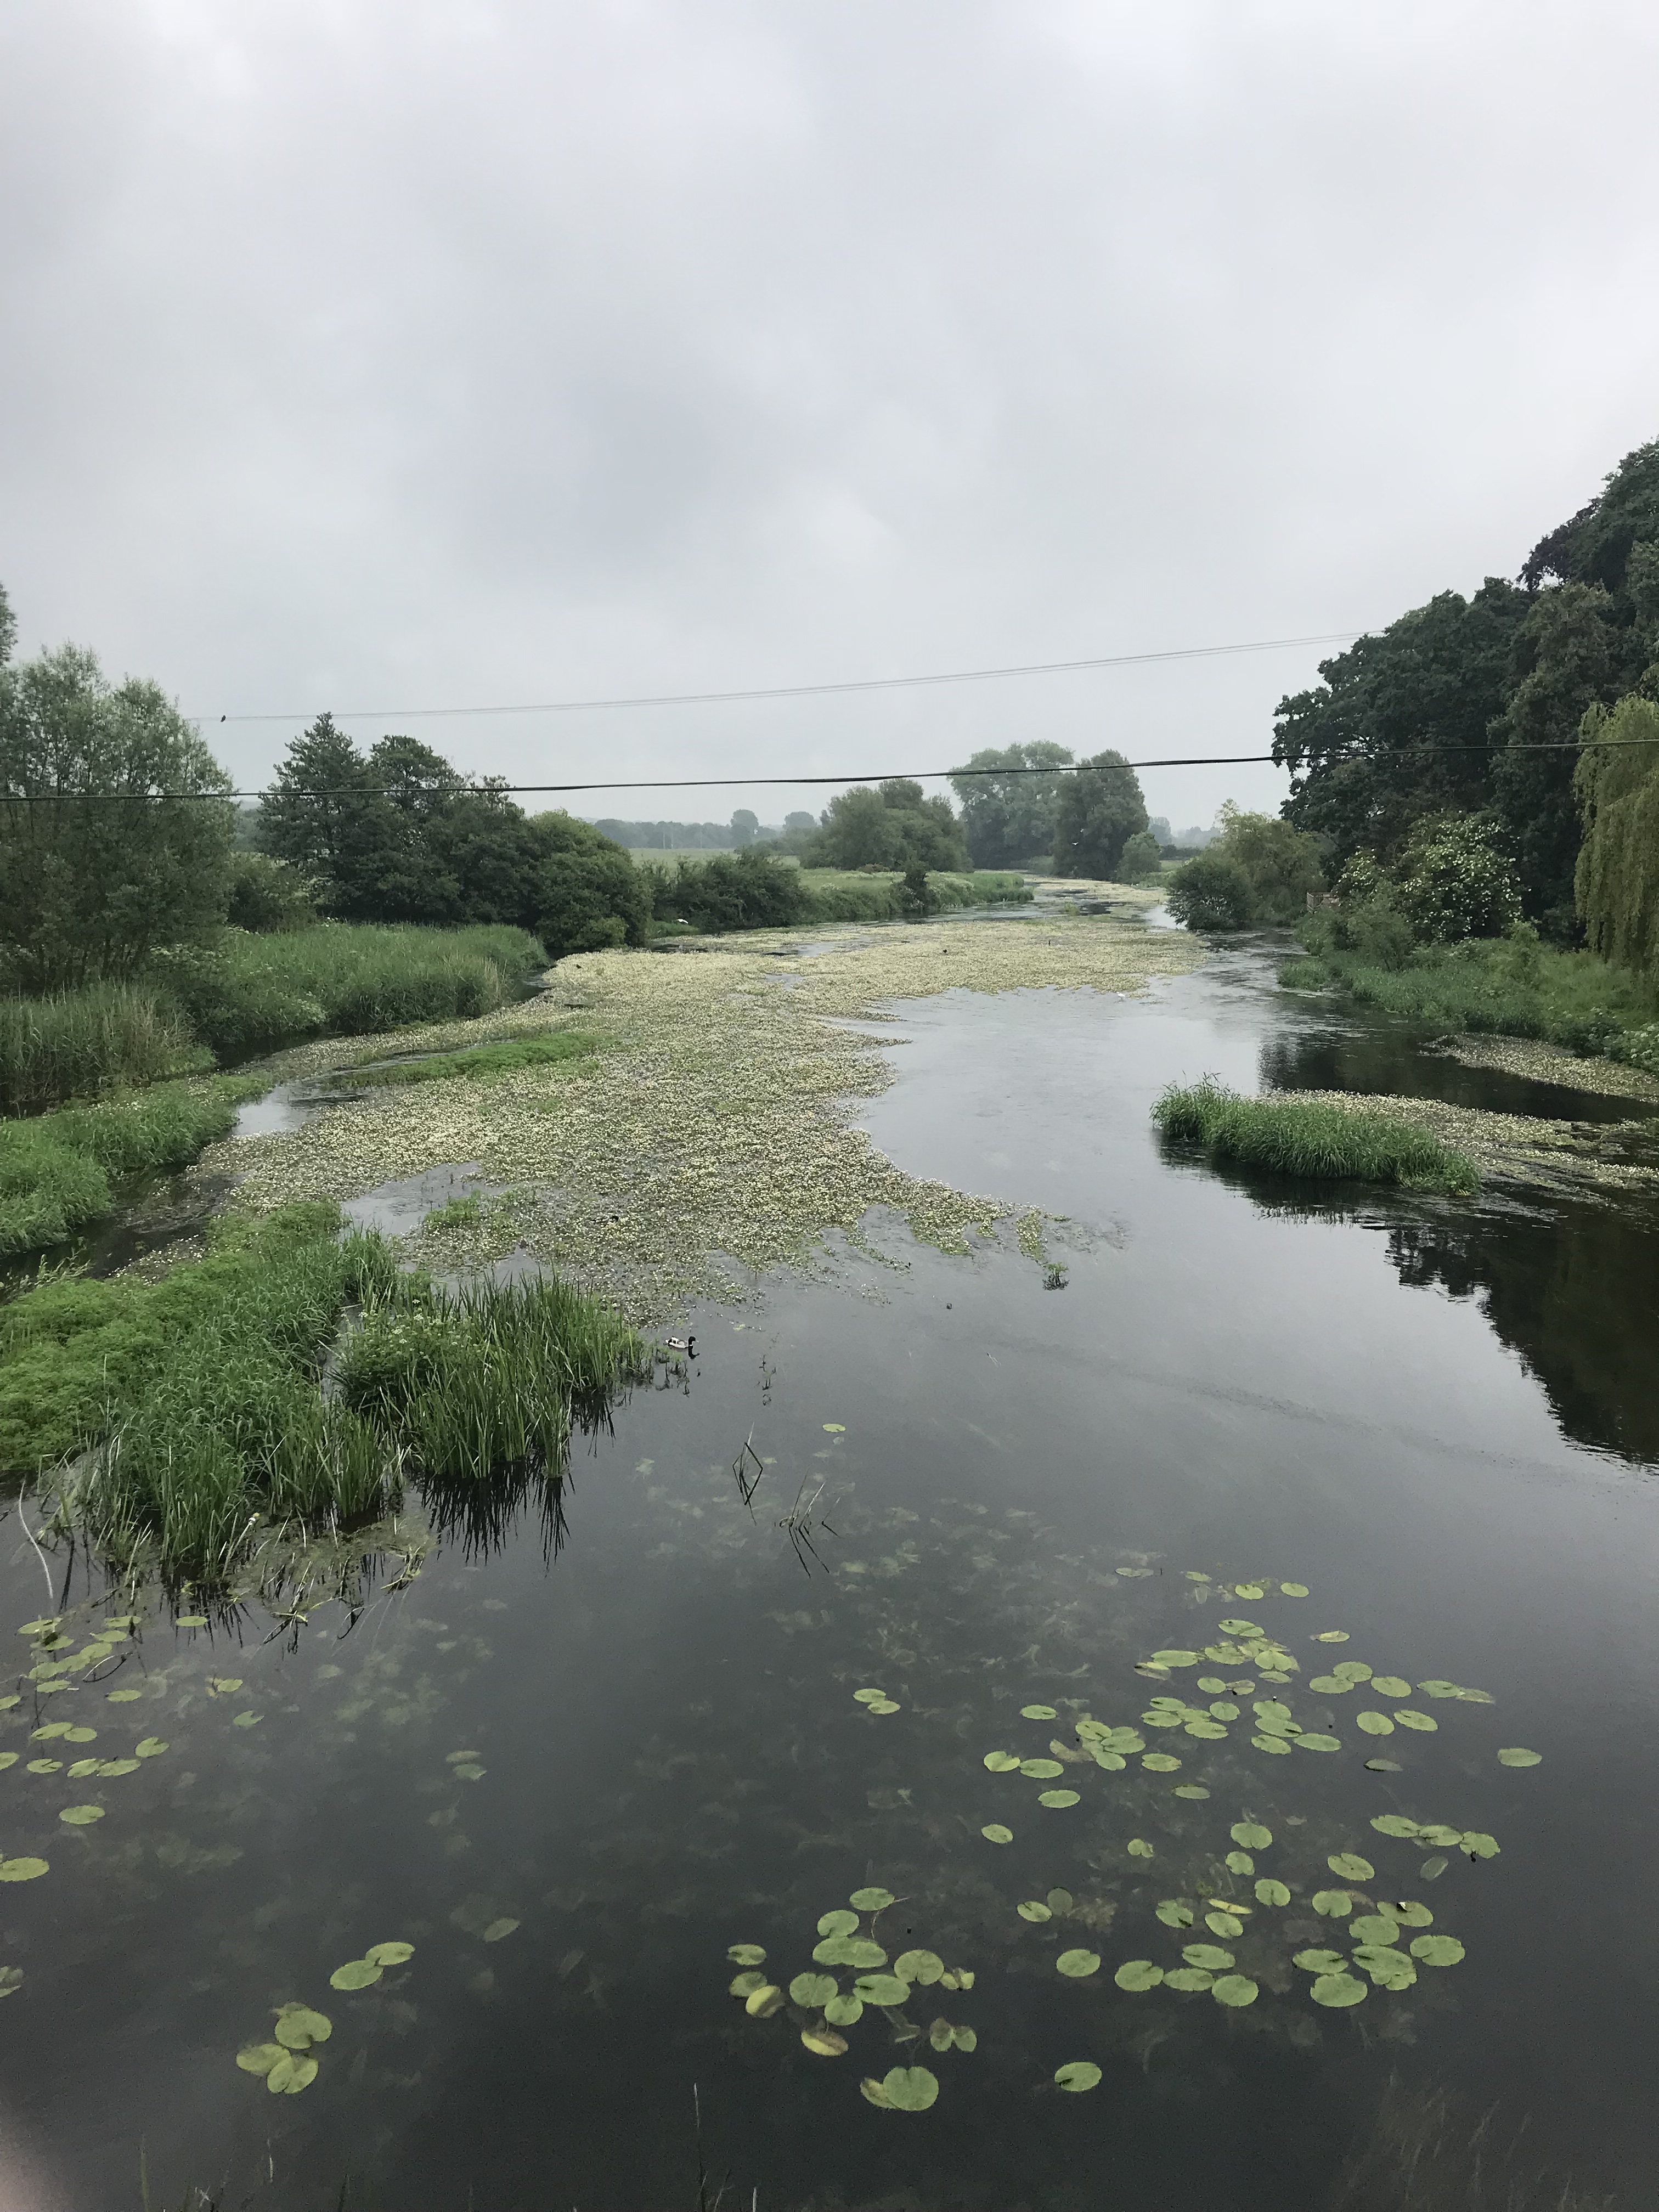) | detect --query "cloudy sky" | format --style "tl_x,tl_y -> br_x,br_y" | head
3,0 -> 1657,833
